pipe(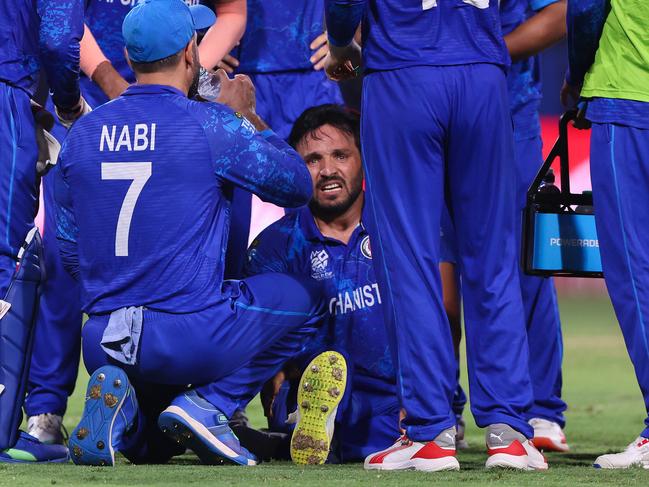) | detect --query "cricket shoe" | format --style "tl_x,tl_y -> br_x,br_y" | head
27,413 -> 65,445
364,428 -> 460,472
69,366 -> 138,466
290,351 -> 347,465
158,390 -> 257,466
485,423 -> 548,470
529,418 -> 569,452
593,437 -> 649,469
0,432 -> 69,463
